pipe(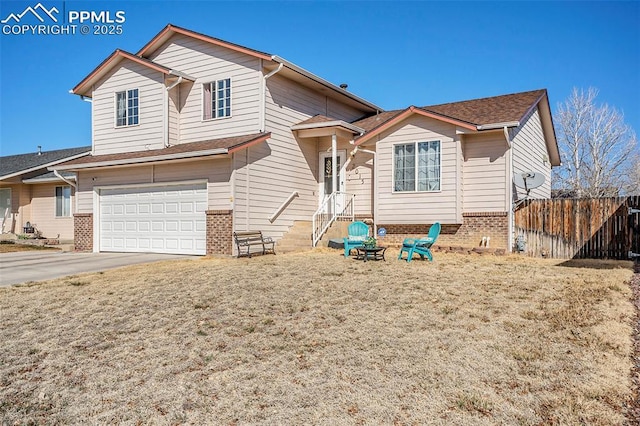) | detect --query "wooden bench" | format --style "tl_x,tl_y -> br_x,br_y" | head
233,231 -> 276,258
